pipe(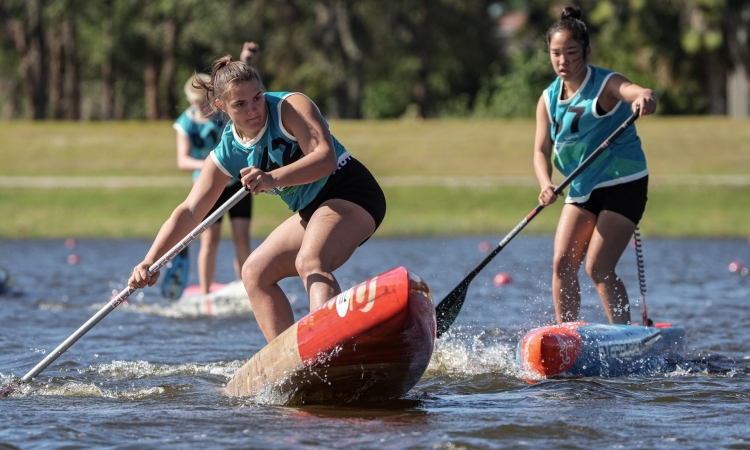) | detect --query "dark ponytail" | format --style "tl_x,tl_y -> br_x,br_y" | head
546,5 -> 589,53
195,55 -> 265,115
